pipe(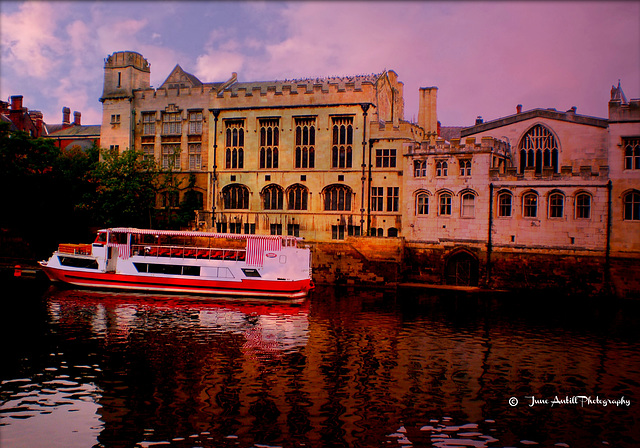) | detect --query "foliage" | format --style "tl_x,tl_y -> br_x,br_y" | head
86,148 -> 157,228
0,121 -> 98,255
